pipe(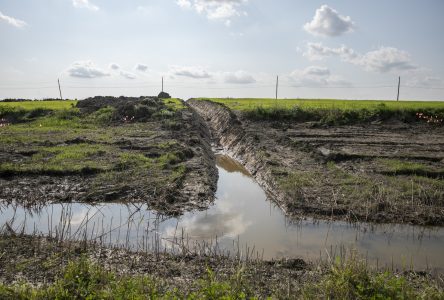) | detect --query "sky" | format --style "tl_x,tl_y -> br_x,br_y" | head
1,0 -> 443,100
